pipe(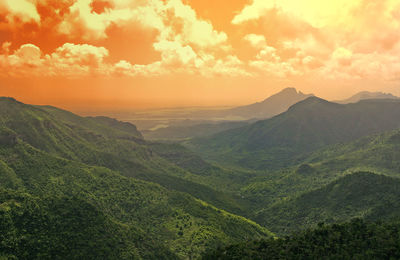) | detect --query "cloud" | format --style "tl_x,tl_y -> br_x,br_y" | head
244,34 -> 266,49
57,0 -> 137,40
248,44 -> 301,77
3,0 -> 400,82
47,43 -> 110,76
232,0 -> 361,28
319,45 -> 400,81
0,43 -> 110,77
116,40 -> 249,77
232,0 -> 274,25
0,0 -> 41,24
332,47 -> 352,66
165,0 -> 227,48
53,0 -> 229,50
0,42 -> 249,78
231,0 -> 400,82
